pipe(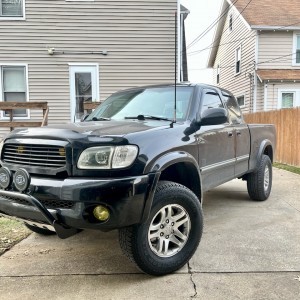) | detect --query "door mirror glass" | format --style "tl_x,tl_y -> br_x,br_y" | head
198,108 -> 228,126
